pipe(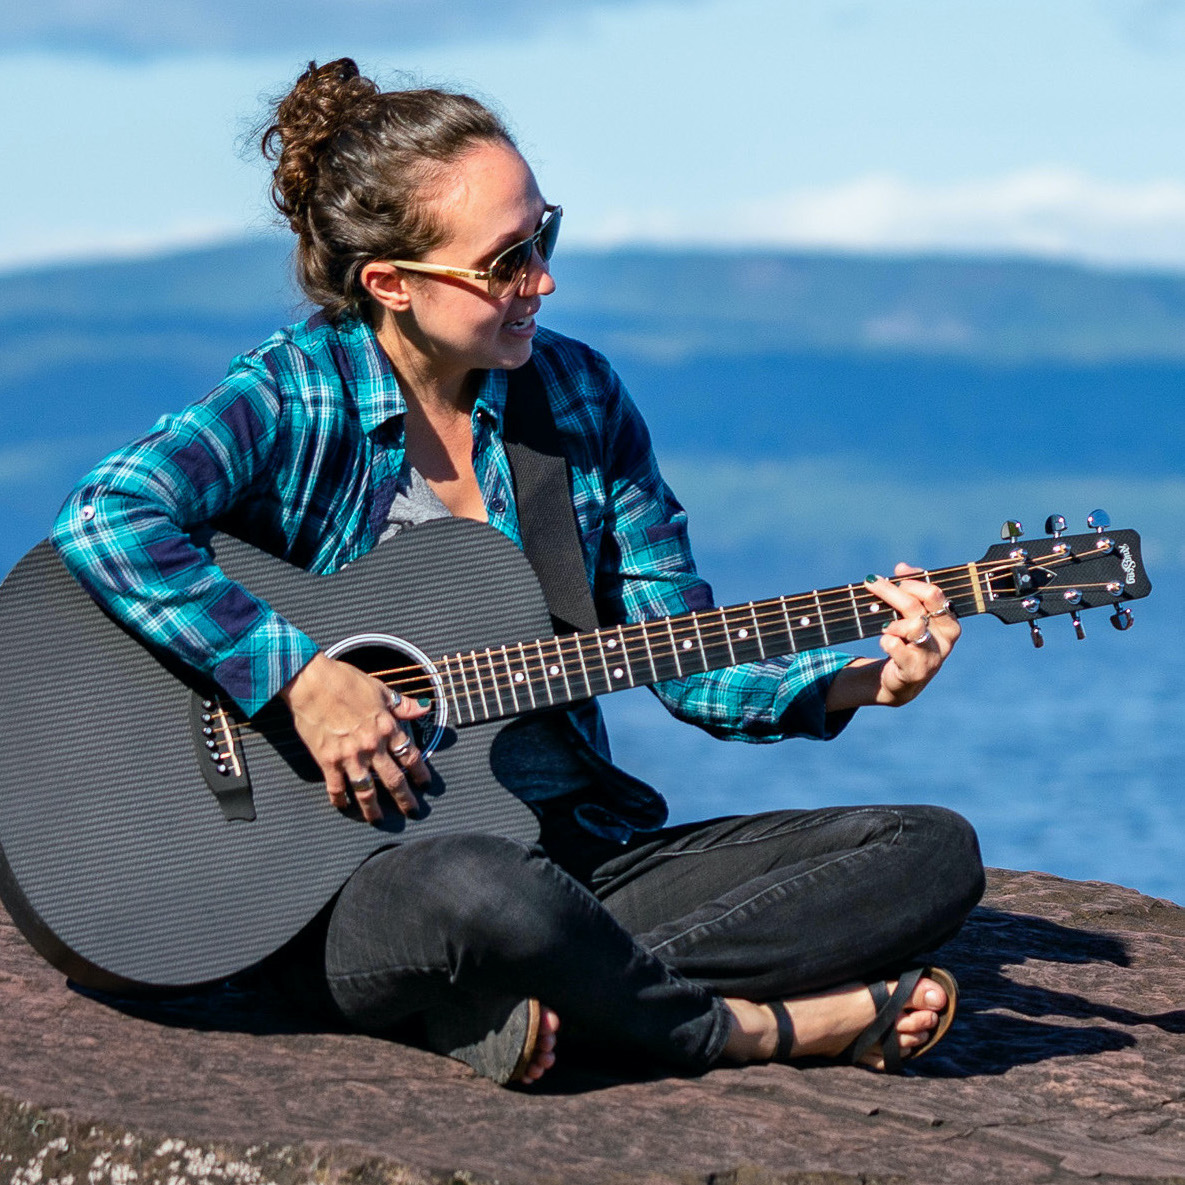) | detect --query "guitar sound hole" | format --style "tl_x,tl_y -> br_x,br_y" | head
323,633 -> 447,759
